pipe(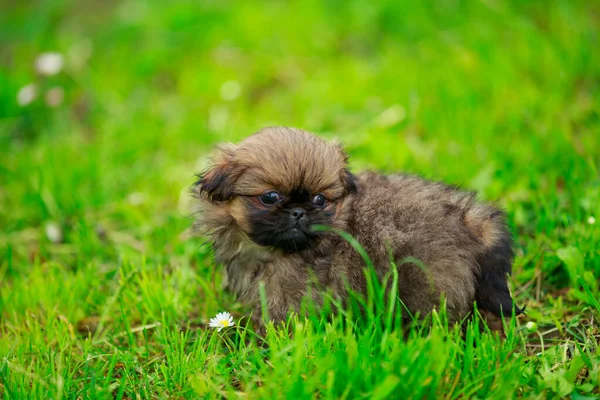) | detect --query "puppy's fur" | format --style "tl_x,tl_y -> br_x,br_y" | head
193,127 -> 522,328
